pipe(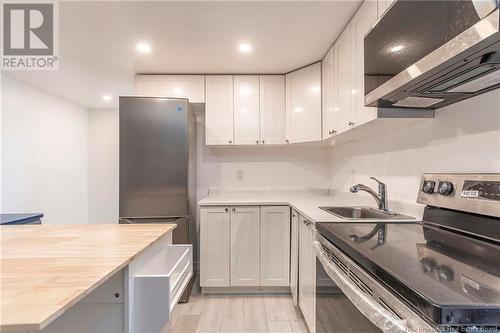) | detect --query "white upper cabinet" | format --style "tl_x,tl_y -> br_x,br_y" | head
334,26 -> 354,134
298,215 -> 316,333
233,76 -> 260,145
286,63 -> 322,143
205,75 -> 234,145
351,1 -> 378,127
322,46 -> 337,139
260,206 -> 290,287
259,75 -> 286,145
135,75 -> 205,102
